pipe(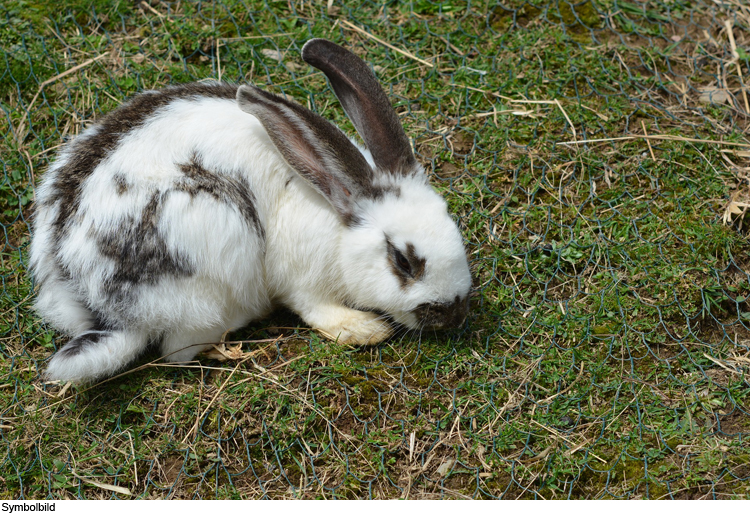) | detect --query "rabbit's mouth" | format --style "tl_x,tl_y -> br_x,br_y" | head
411,296 -> 469,330
346,298 -> 468,333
